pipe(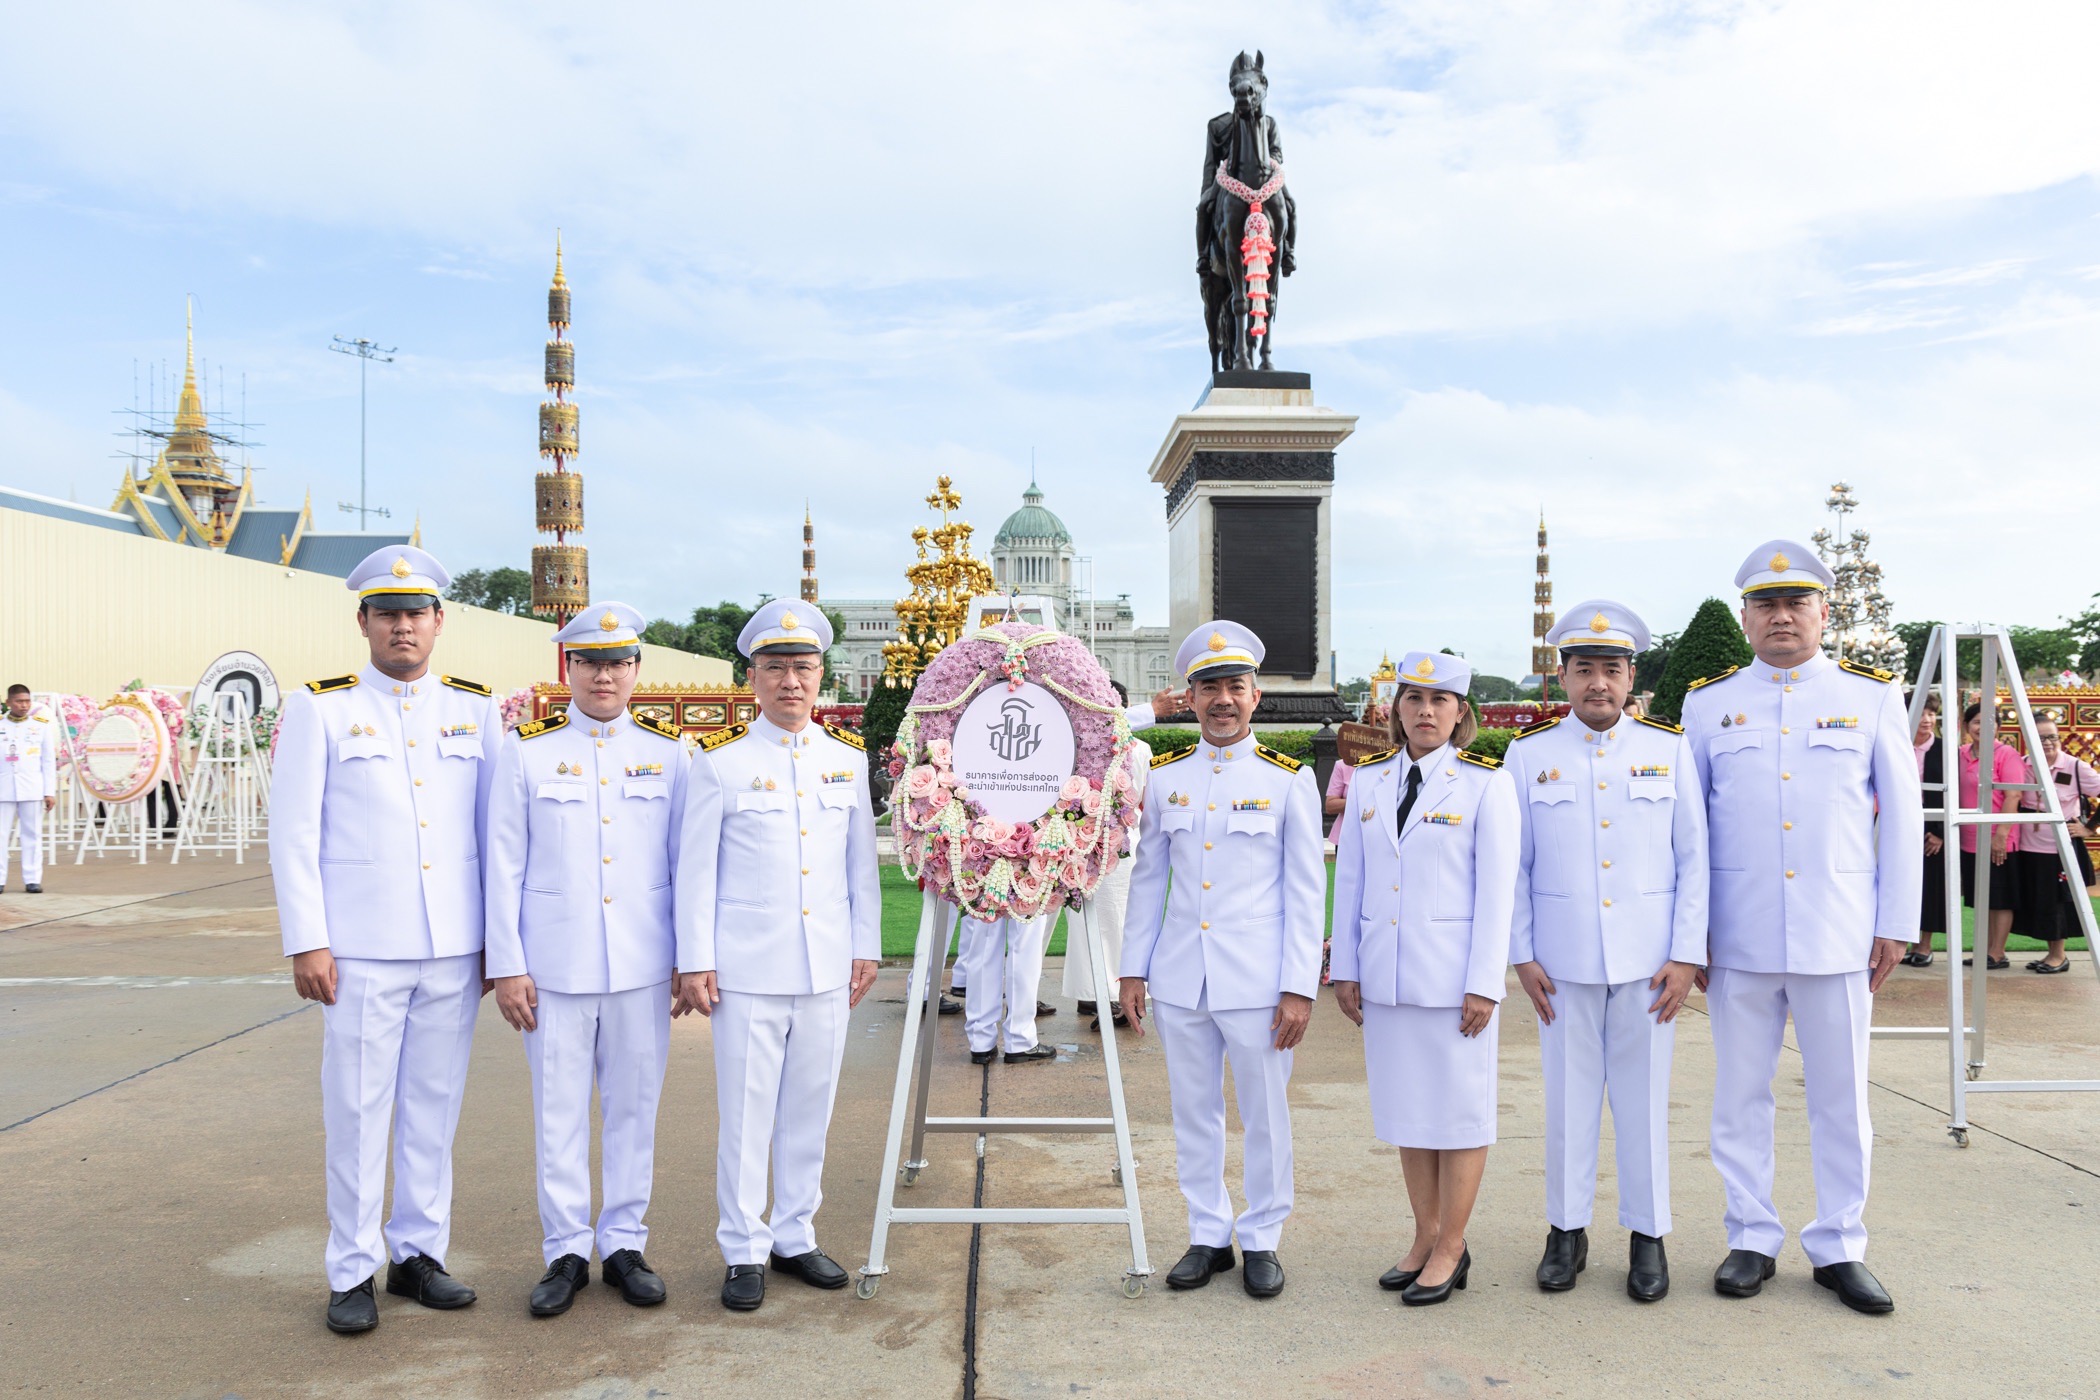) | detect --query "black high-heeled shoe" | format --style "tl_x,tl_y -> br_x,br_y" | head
1377,1263 -> 1422,1291
1401,1246 -> 1469,1306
